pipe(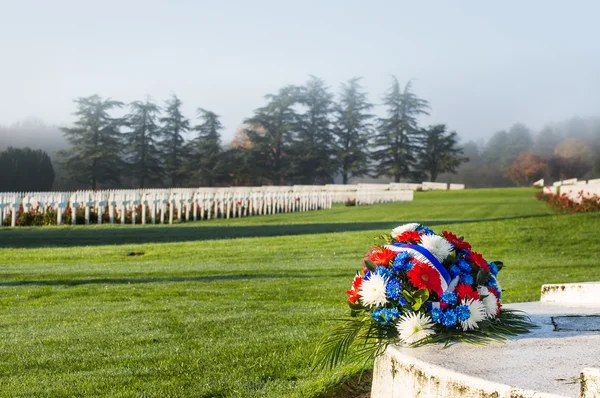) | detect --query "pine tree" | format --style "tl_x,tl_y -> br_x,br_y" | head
289,76 -> 336,184
124,98 -> 163,188
59,95 -> 124,189
333,78 -> 374,184
0,147 -> 55,191
418,124 -> 467,182
186,109 -> 223,187
160,94 -> 190,187
373,78 -> 429,182
245,86 -> 298,185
